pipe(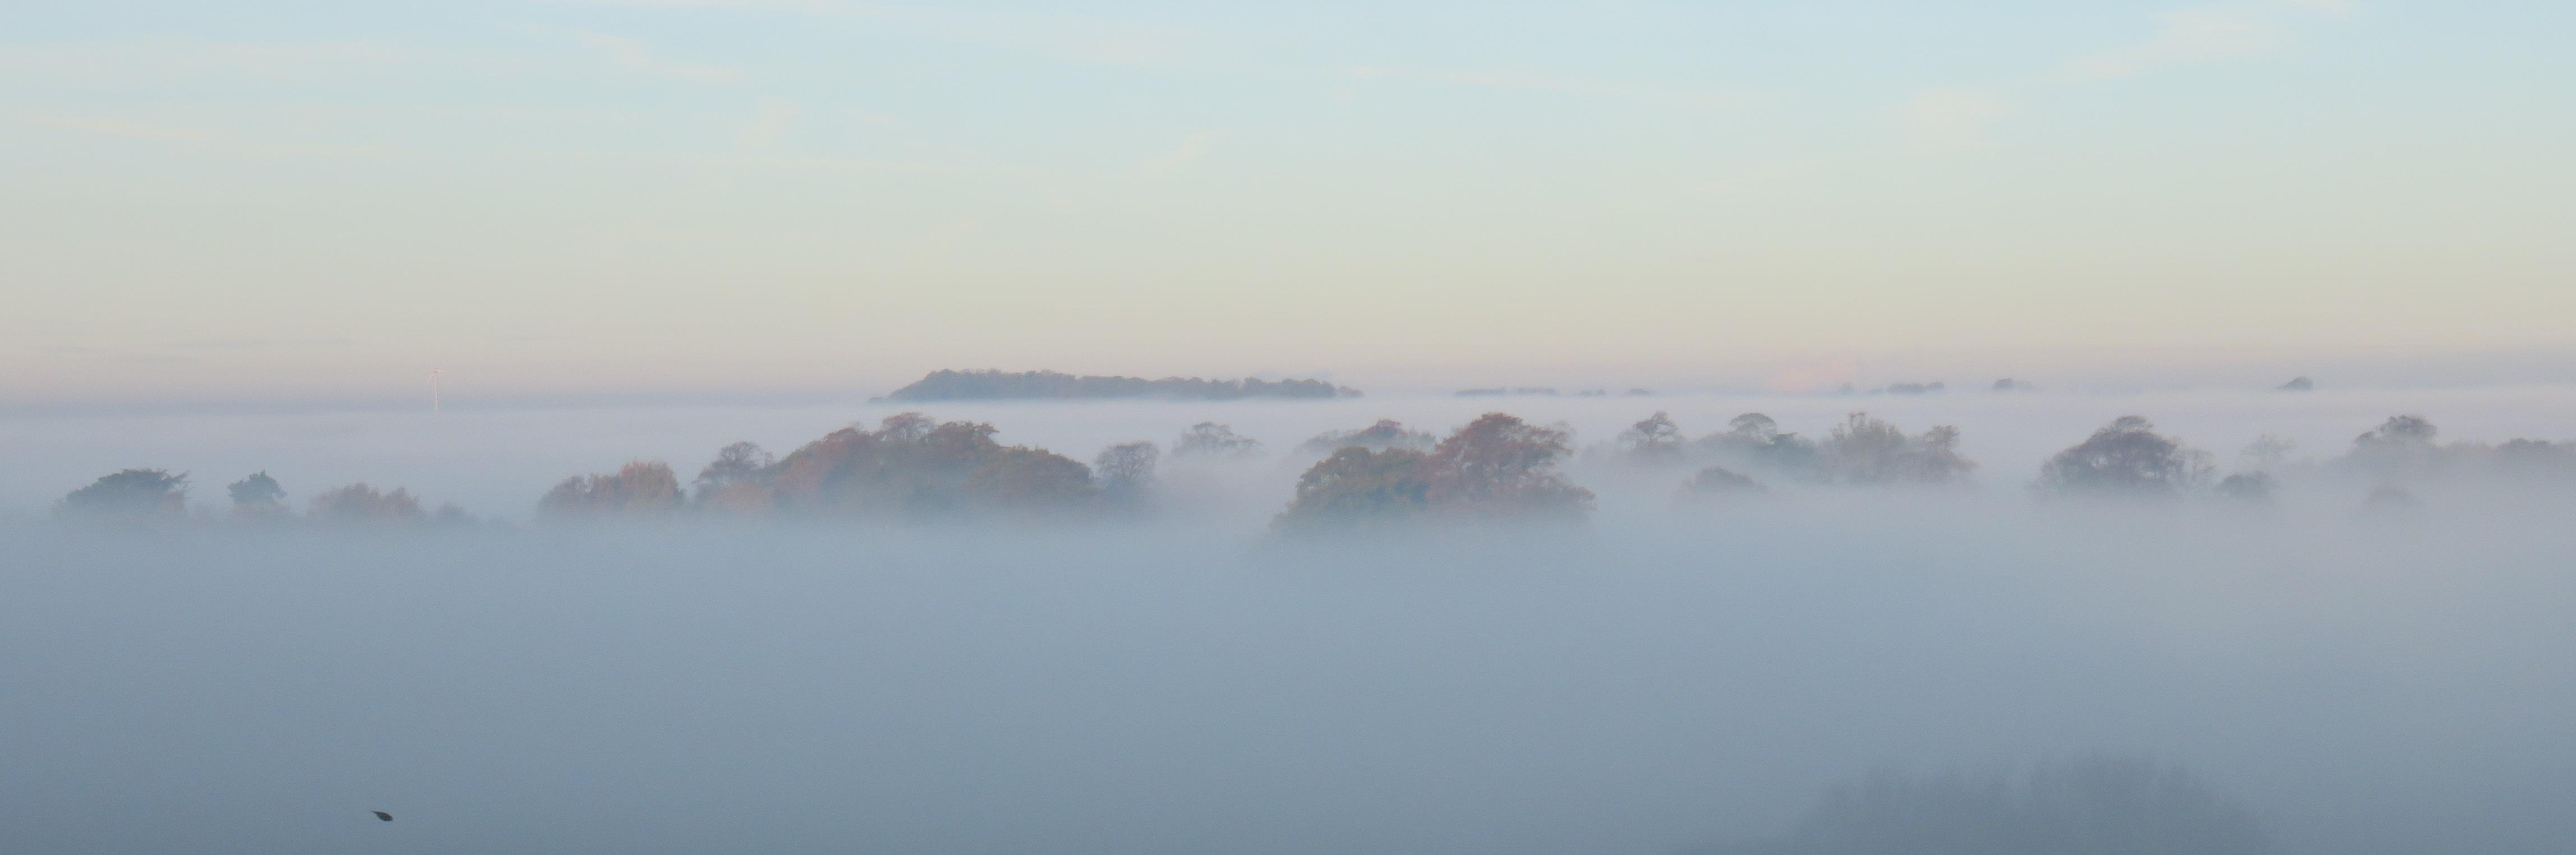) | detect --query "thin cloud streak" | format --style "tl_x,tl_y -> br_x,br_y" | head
2066,0 -> 2346,81
1896,88 -> 2012,150
21,115 -> 228,144
568,30 -> 746,82
547,0 -> 1206,67
2071,8 -> 2280,80
0,38 -> 522,83
1140,131 -> 1217,173
1344,64 -> 1757,110
1897,0 -> 2351,150
19,114 -> 381,158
